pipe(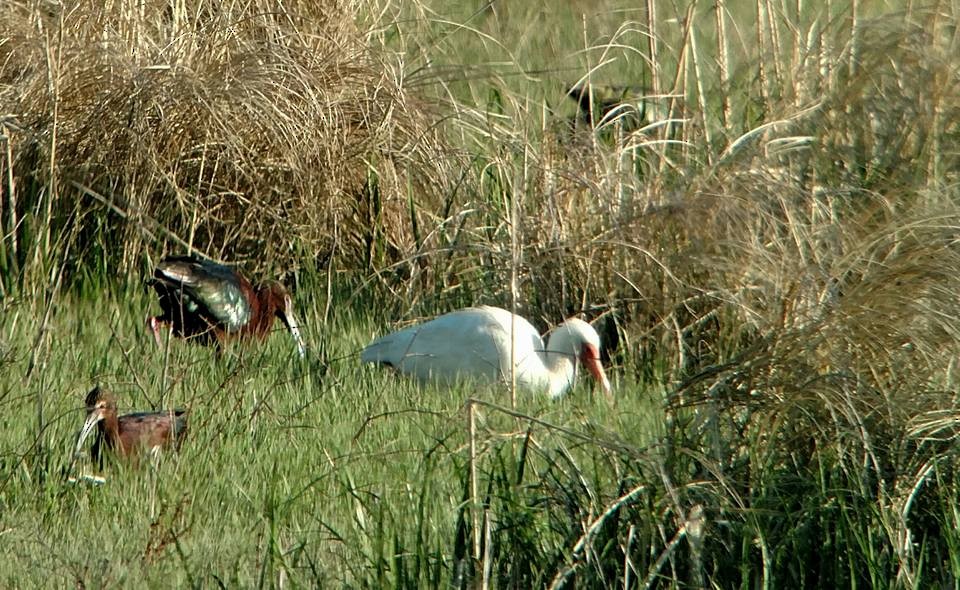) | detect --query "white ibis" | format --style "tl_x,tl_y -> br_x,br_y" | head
361,306 -> 612,398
